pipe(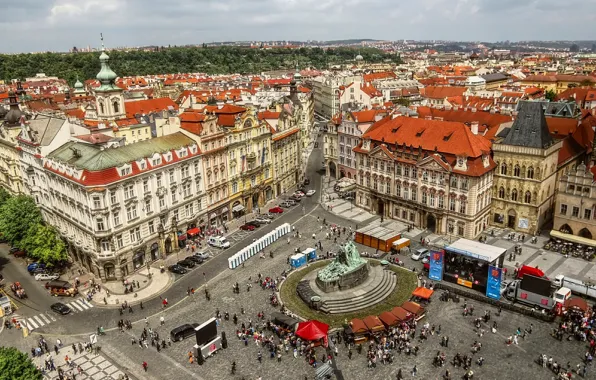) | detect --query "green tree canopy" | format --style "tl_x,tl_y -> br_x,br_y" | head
0,196 -> 42,246
21,223 -> 67,265
569,44 -> 580,53
0,347 -> 42,380
545,89 -> 557,101
0,46 -> 400,84
0,188 -> 10,209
